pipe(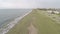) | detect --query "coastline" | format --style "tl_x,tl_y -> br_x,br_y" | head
6,9 -> 60,34
0,10 -> 32,34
